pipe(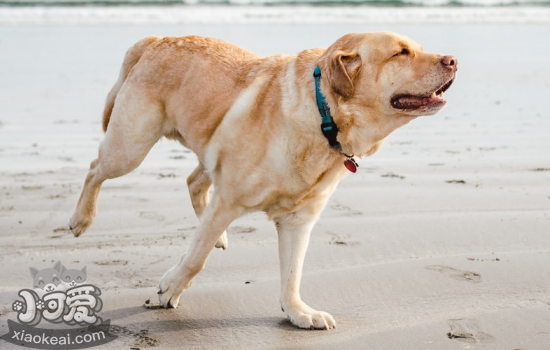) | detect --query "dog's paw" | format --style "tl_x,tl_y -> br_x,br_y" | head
157,264 -> 188,308
215,230 -> 228,250
283,303 -> 336,330
69,213 -> 91,237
